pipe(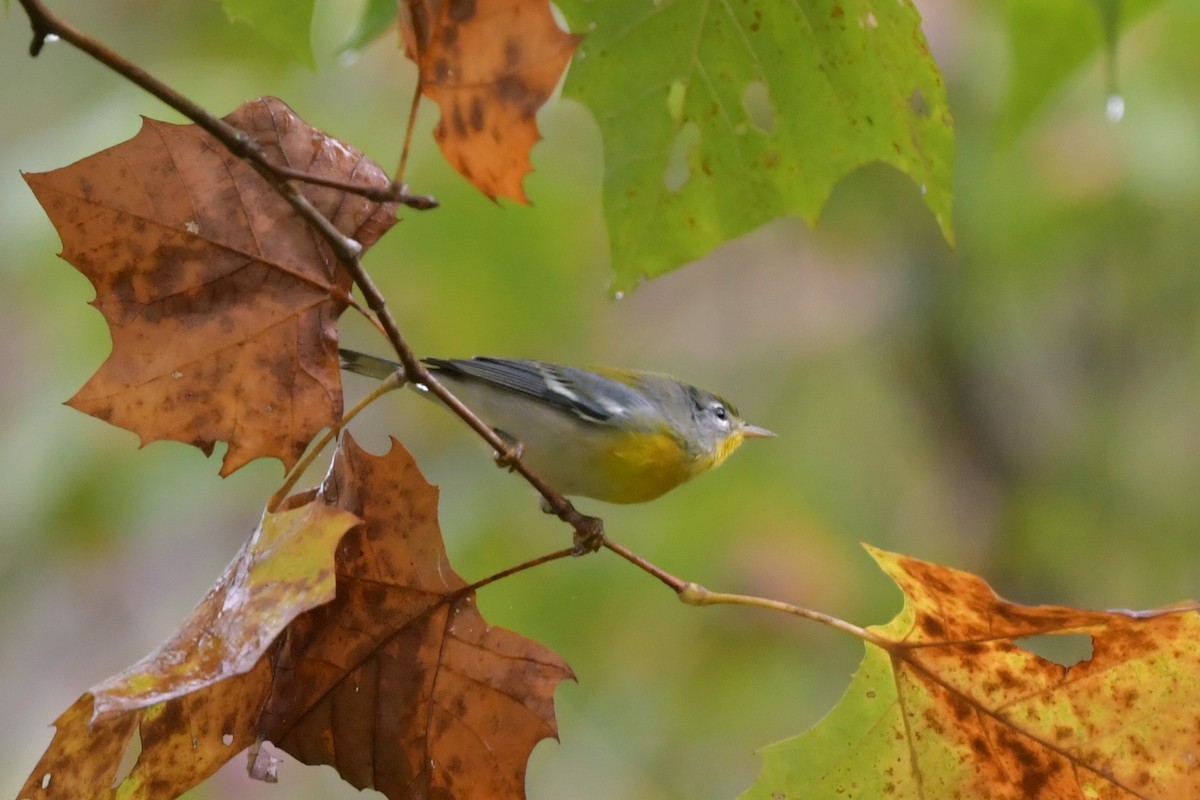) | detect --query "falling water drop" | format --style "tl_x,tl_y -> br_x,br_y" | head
1105,94 -> 1125,124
